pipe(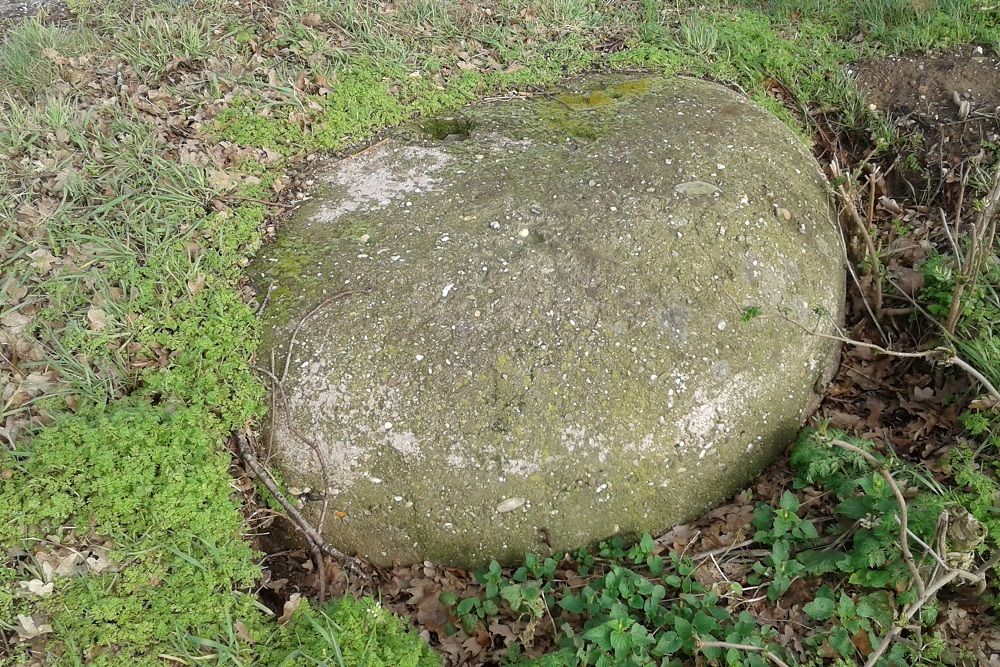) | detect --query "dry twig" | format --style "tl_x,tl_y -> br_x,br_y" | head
237,431 -> 327,603
280,288 -> 370,383
832,160 -> 883,313
863,551 -> 1000,667
696,640 -> 791,667
778,312 -> 1000,402
829,439 -> 925,599
945,165 -> 1000,334
255,364 -> 334,537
